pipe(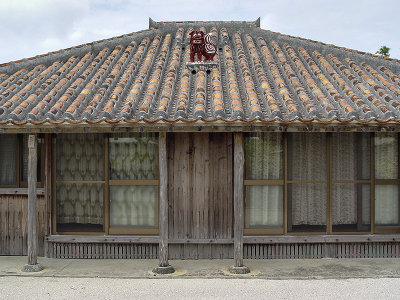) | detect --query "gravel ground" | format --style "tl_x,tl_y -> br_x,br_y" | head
1,277 -> 400,300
